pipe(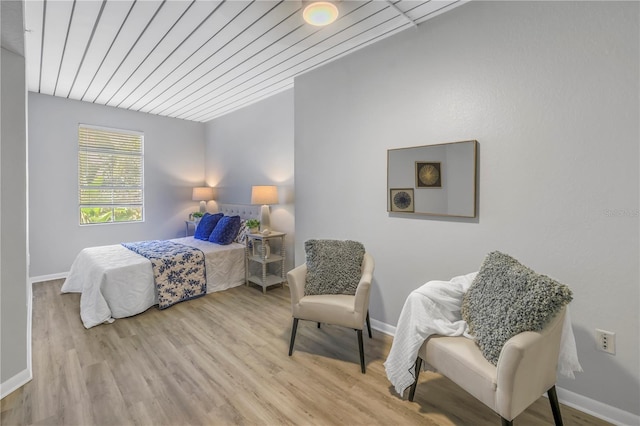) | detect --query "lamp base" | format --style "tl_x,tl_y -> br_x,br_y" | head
260,205 -> 271,233
199,201 -> 206,214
